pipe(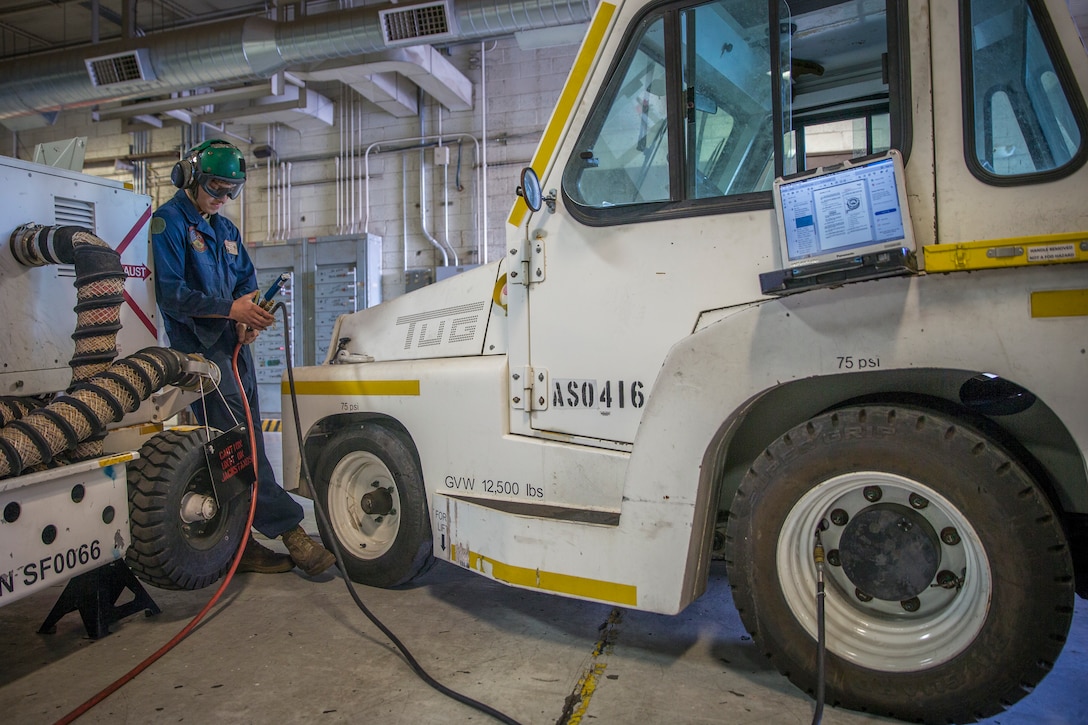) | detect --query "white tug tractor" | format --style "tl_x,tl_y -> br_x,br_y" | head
280,0 -> 1088,722
0,155 -> 251,635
